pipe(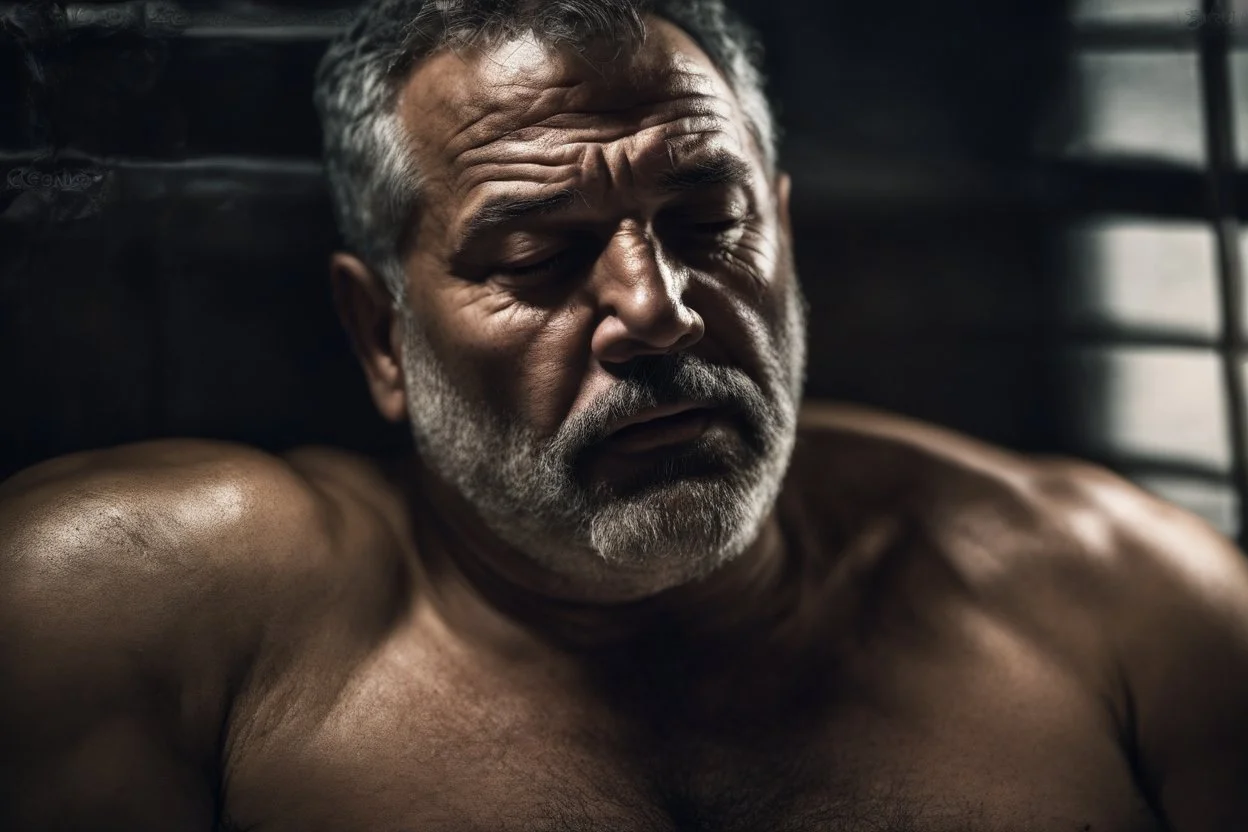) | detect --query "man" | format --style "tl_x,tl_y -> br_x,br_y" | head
2,0 -> 1246,829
